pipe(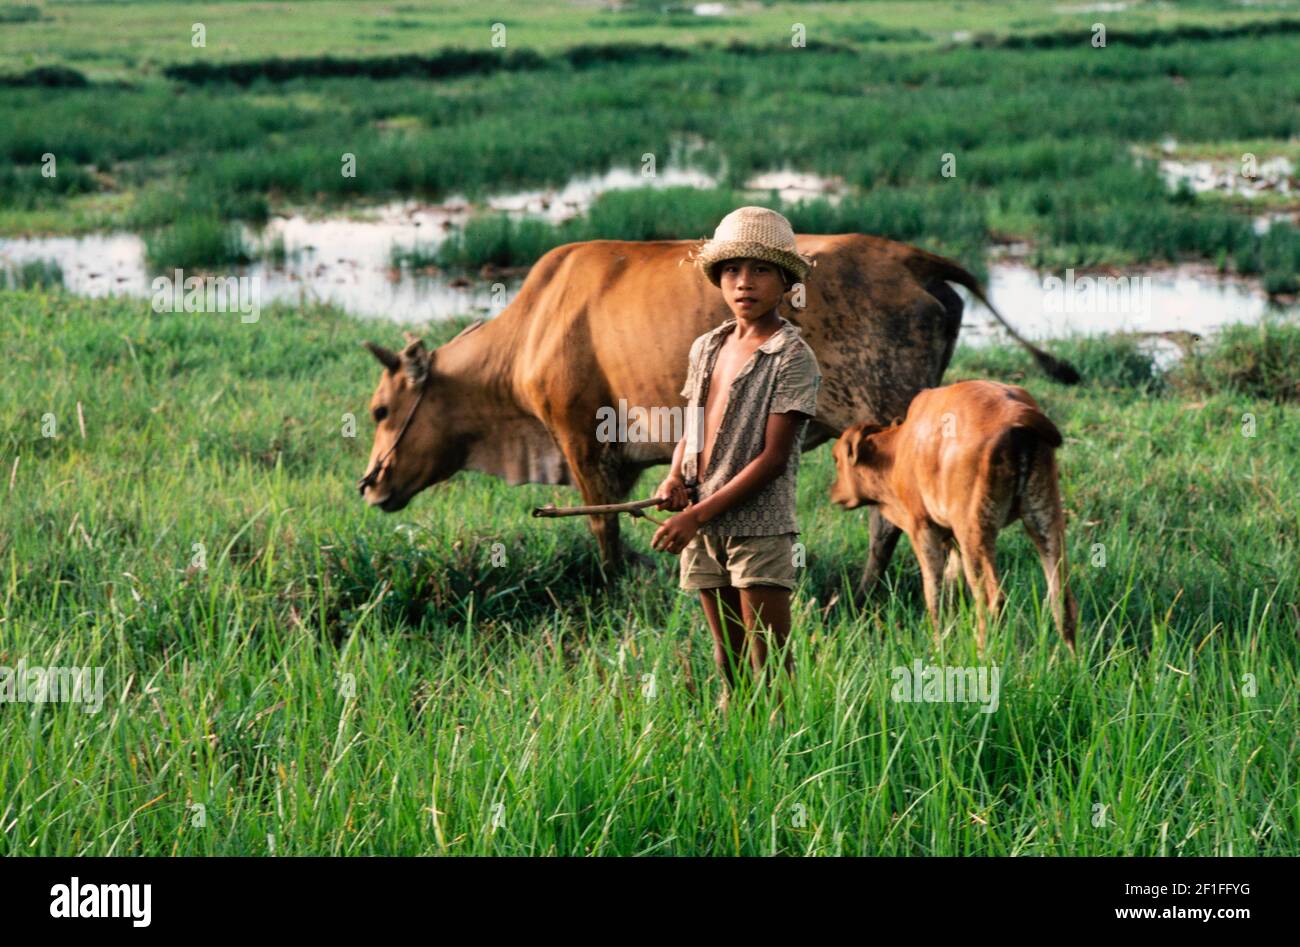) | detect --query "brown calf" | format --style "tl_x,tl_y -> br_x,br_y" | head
830,380 -> 1077,652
